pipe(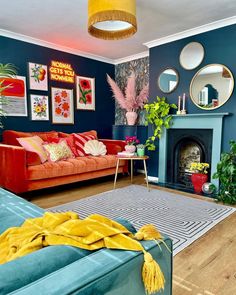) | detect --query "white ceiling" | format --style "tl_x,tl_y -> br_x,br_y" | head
0,0 -> 236,63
